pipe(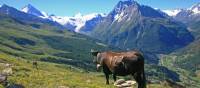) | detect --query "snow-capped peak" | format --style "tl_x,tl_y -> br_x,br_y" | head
189,2 -> 200,14
73,13 -> 105,32
74,13 -> 82,18
162,9 -> 182,16
21,4 -> 48,18
48,13 -> 106,32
